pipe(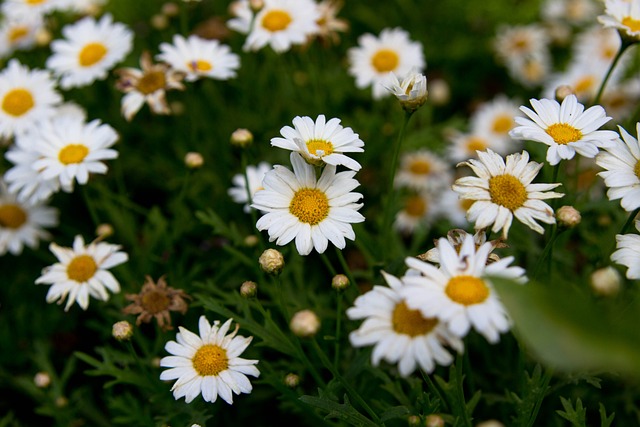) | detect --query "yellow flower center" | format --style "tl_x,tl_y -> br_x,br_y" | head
545,123 -> 582,145
192,344 -> 228,376
78,42 -> 107,67
0,204 -> 27,229
188,60 -> 212,72
574,75 -> 595,94
445,275 -> 490,306
371,49 -> 399,73
622,16 -> 640,33
408,159 -> 431,175
67,255 -> 98,282
141,290 -> 170,314
634,159 -> 640,179
391,301 -> 438,337
489,174 -> 527,211
289,188 -> 330,225
405,195 -> 426,217
2,88 -> 34,117
466,136 -> 488,153
8,26 -> 29,43
306,139 -> 334,157
136,71 -> 166,95
262,9 -> 292,32
491,114 -> 513,134
26,0 -> 46,4
511,36 -> 530,52
58,144 -> 89,165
